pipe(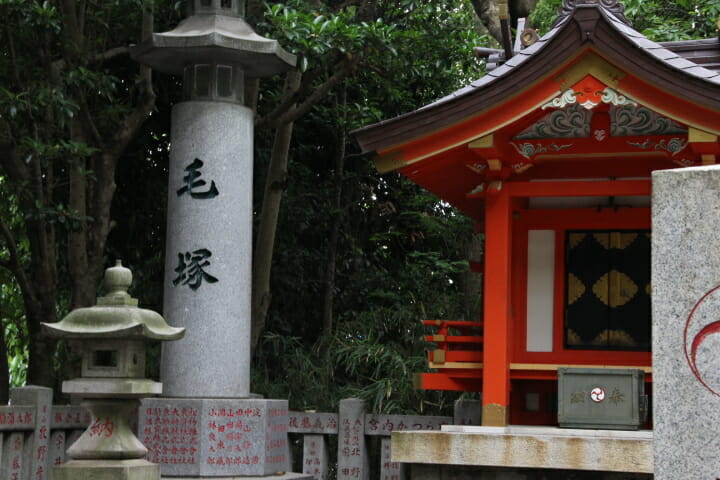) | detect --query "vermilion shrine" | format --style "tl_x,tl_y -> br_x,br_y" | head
355,0 -> 720,432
